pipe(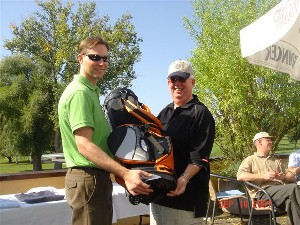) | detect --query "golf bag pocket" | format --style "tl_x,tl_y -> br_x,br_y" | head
107,124 -> 176,204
